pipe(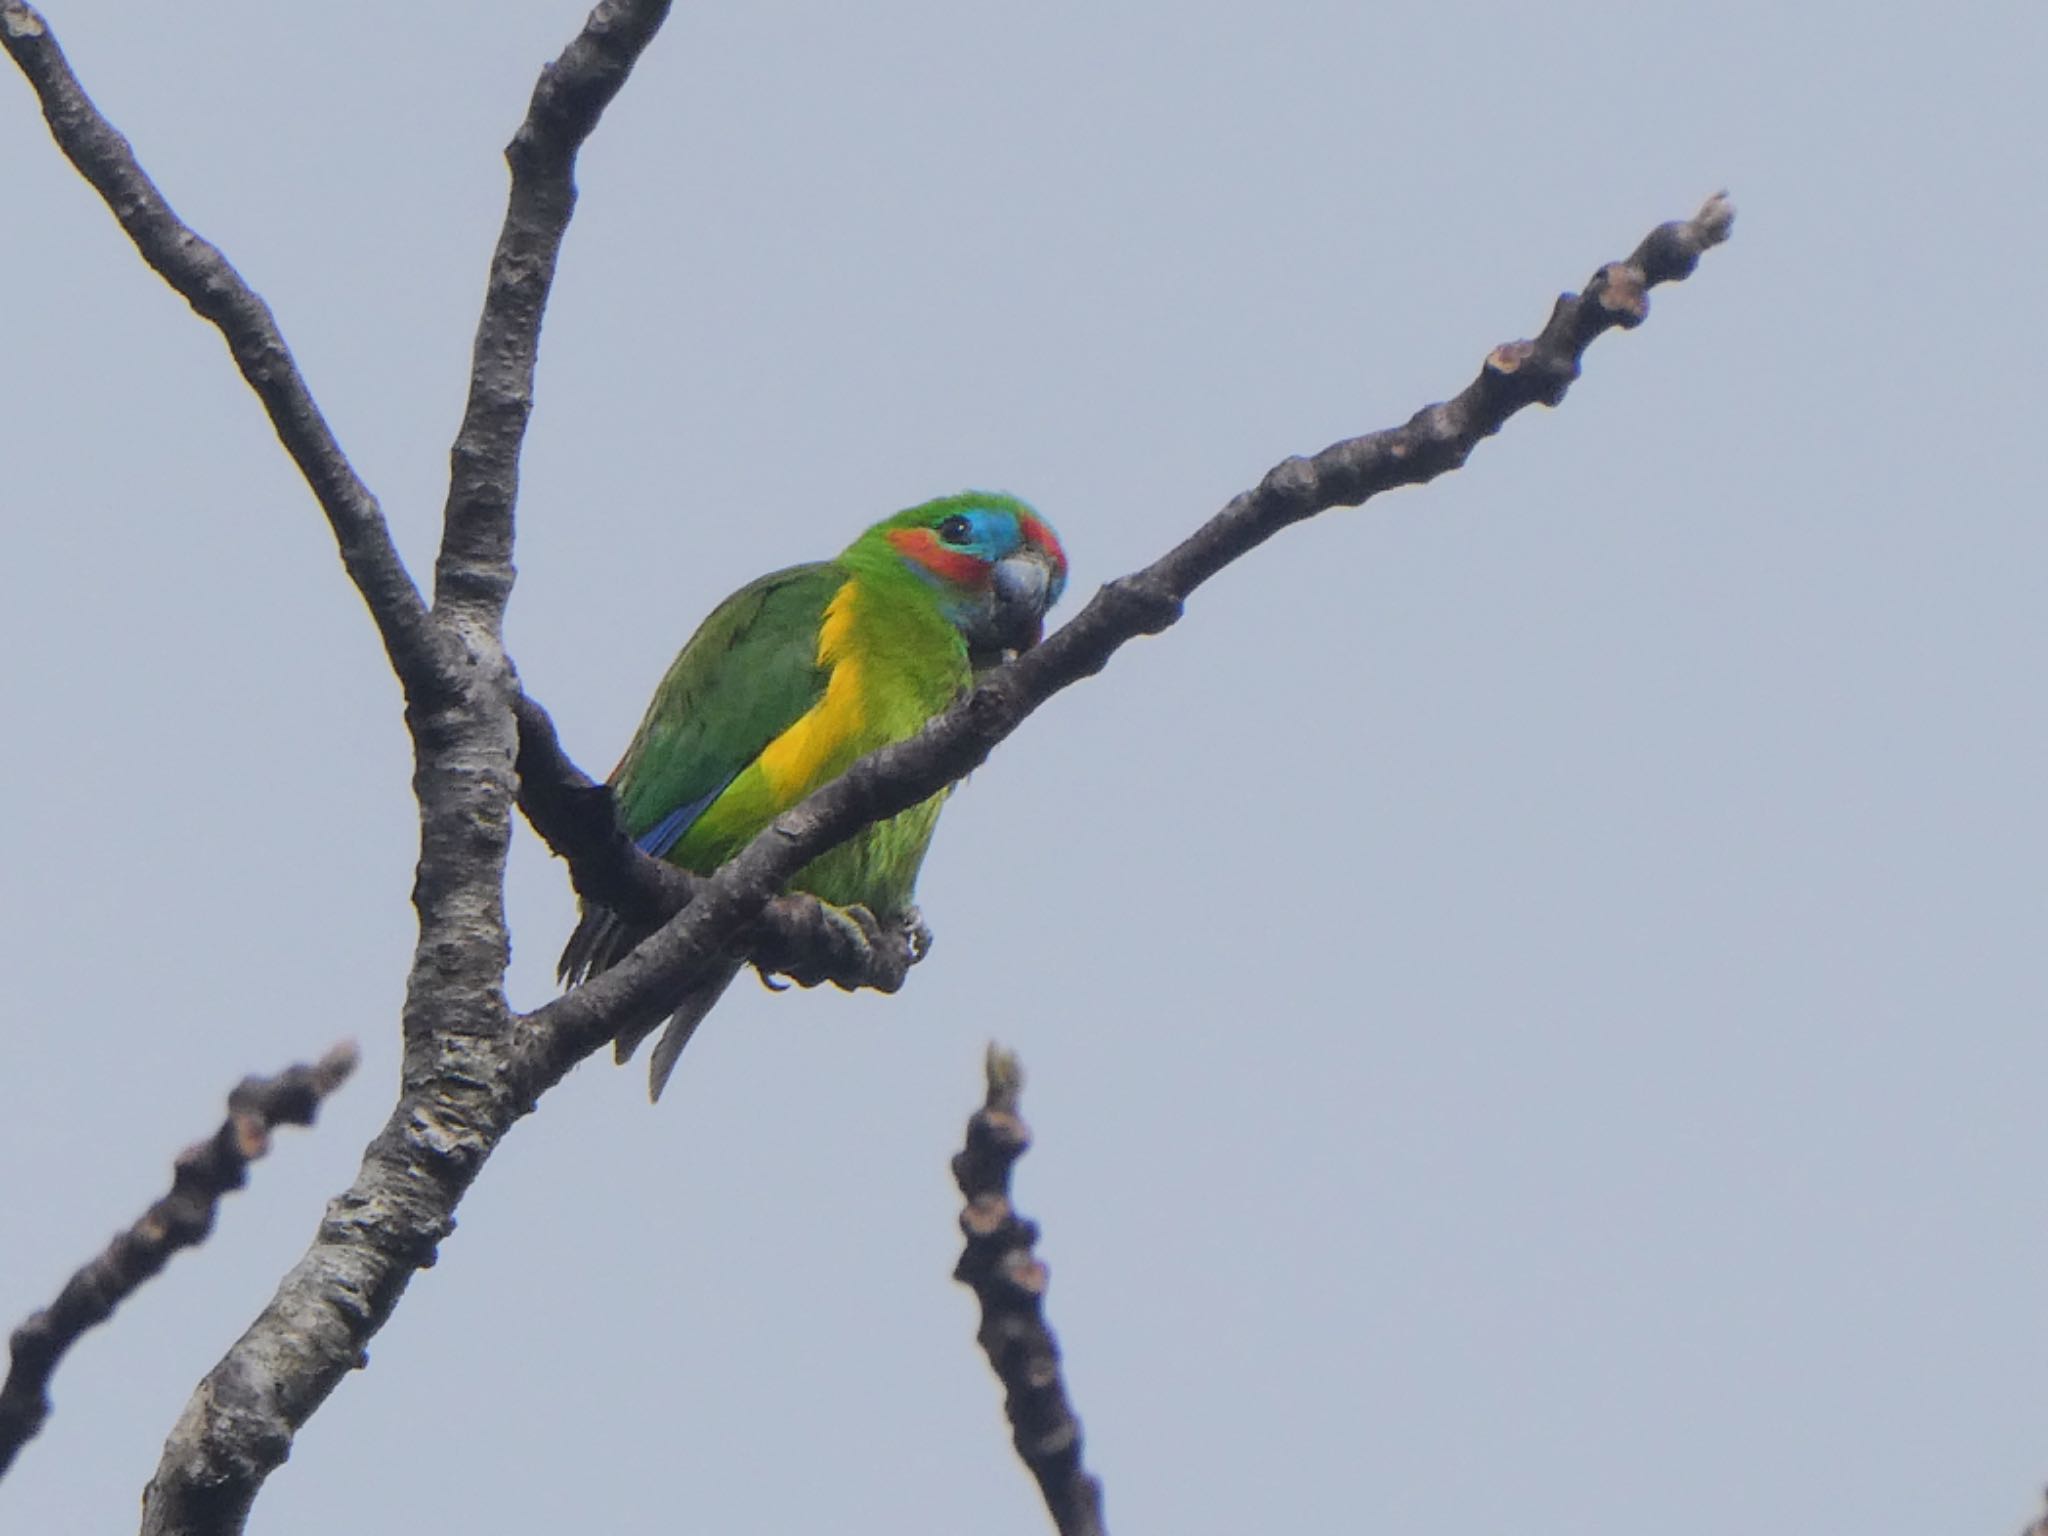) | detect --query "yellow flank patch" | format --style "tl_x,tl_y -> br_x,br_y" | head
754,579 -> 869,802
